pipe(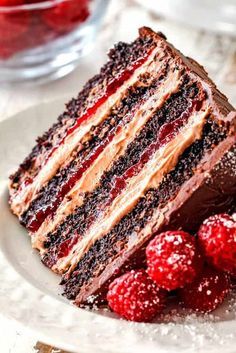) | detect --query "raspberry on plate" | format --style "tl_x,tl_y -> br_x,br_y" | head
198,213 -> 236,277
178,267 -> 231,313
107,269 -> 166,322
146,231 -> 202,291
42,0 -> 90,33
